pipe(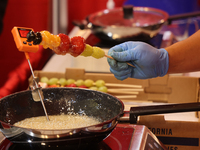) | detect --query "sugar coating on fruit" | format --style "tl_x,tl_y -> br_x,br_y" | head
39,31 -> 105,59
84,79 -> 94,87
95,80 -> 105,87
40,31 -> 60,49
98,86 -> 108,93
53,34 -> 71,55
92,47 -> 105,59
70,36 -> 86,57
81,44 -> 94,57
